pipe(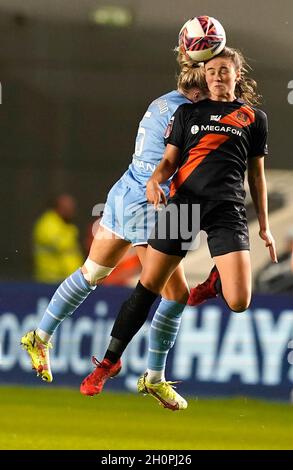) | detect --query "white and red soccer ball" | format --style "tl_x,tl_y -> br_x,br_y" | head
178,15 -> 226,62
